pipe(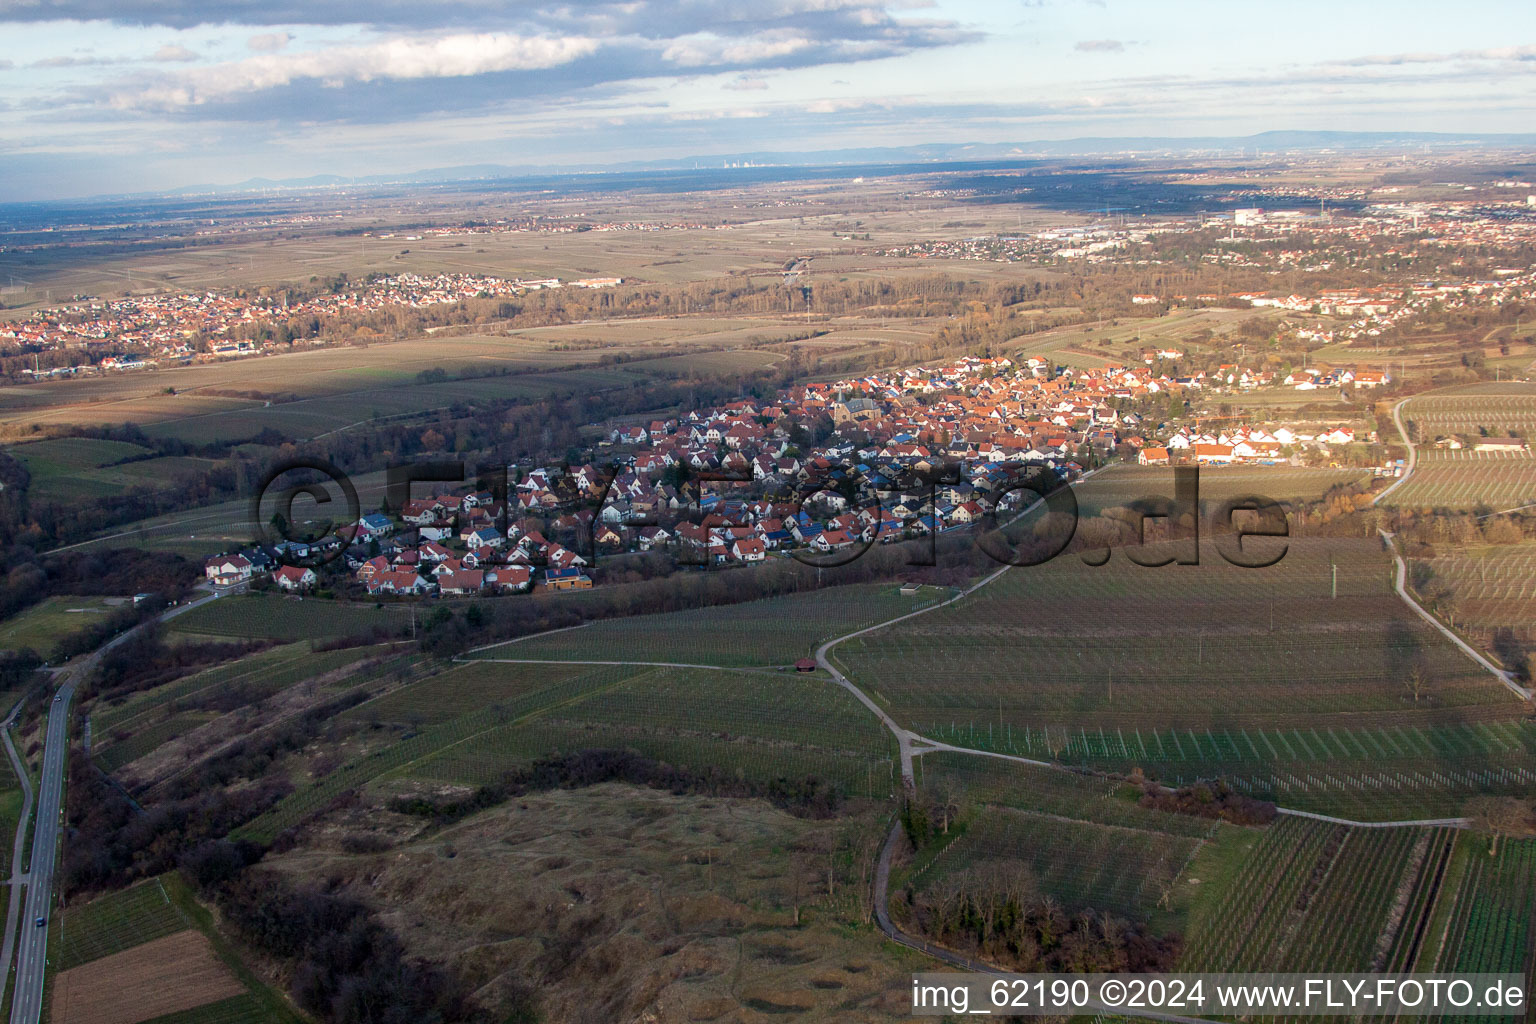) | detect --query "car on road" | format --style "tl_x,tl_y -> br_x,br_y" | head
34,917 -> 45,928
